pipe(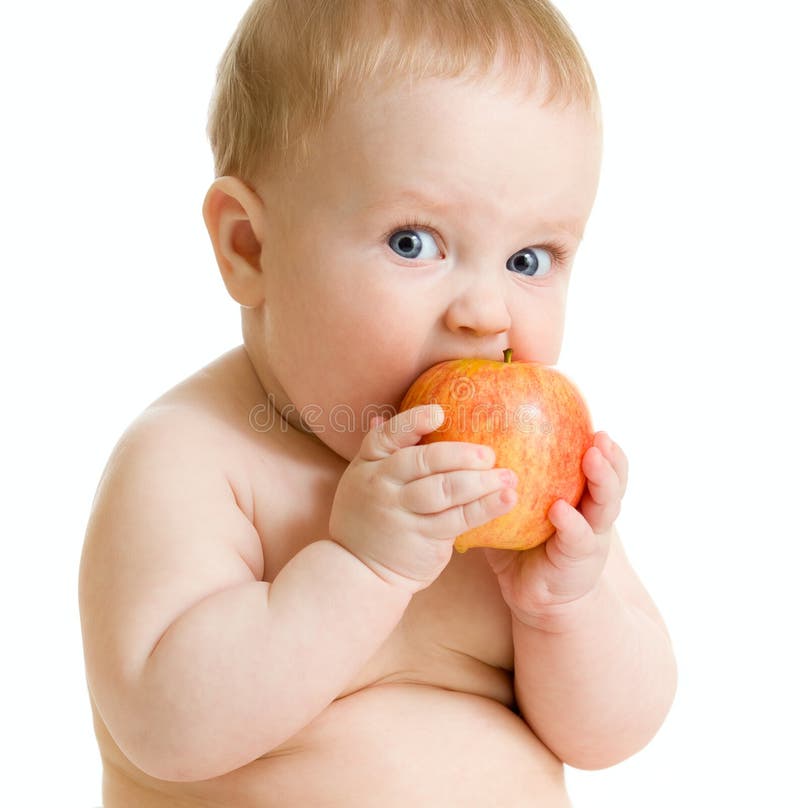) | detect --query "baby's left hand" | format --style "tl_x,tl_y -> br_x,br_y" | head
484,431 -> 628,628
